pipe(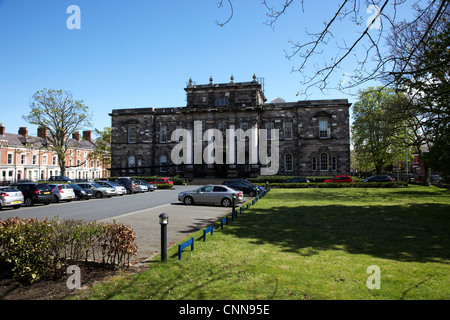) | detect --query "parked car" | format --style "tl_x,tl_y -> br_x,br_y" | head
67,183 -> 94,200
76,182 -> 117,198
48,184 -> 75,203
48,176 -> 74,182
136,179 -> 157,192
12,183 -> 53,206
0,186 -> 24,210
235,179 -> 265,194
222,180 -> 259,197
116,178 -> 141,194
149,177 -> 173,185
324,175 -> 354,183
285,177 -> 310,183
178,185 -> 243,207
361,175 -> 393,182
431,175 -> 442,183
96,181 -> 127,195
